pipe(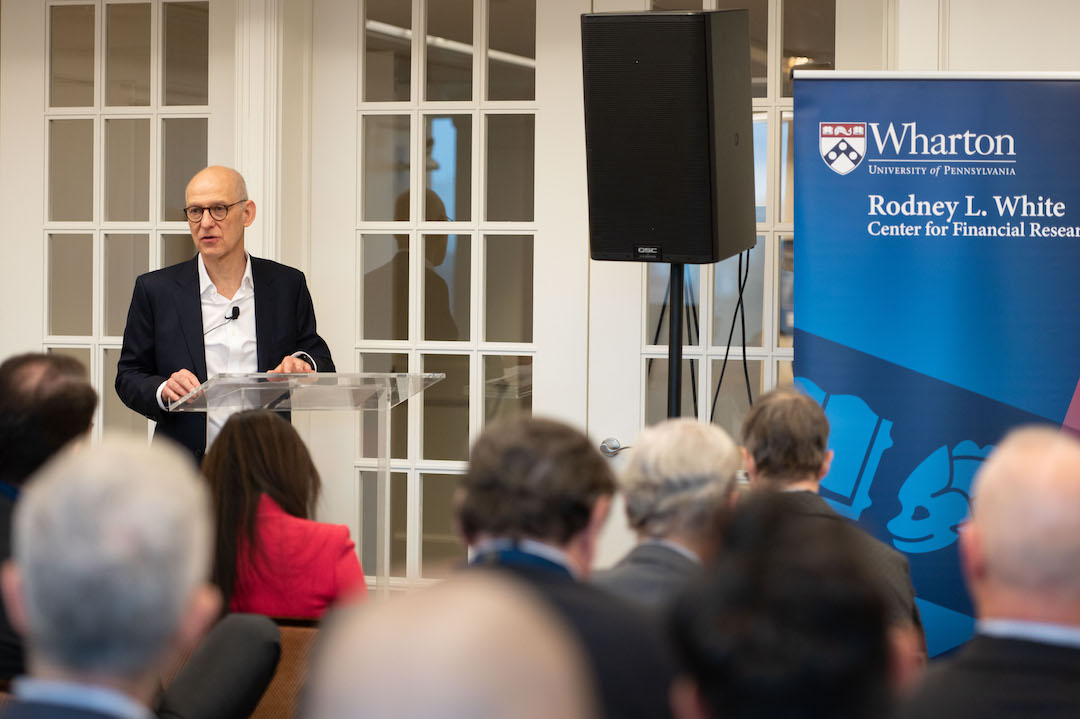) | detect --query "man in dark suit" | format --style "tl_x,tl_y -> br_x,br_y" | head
115,166 -> 334,460
741,388 -> 926,691
900,427 -> 1080,719
458,417 -> 677,719
593,419 -> 739,610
